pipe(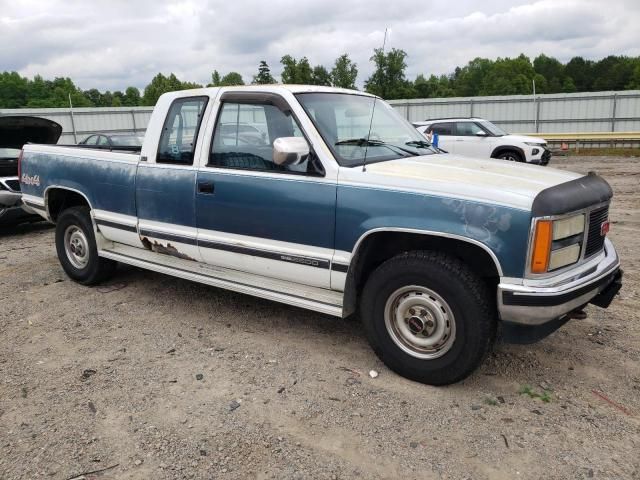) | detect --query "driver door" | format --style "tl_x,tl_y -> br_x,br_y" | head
195,93 -> 336,289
